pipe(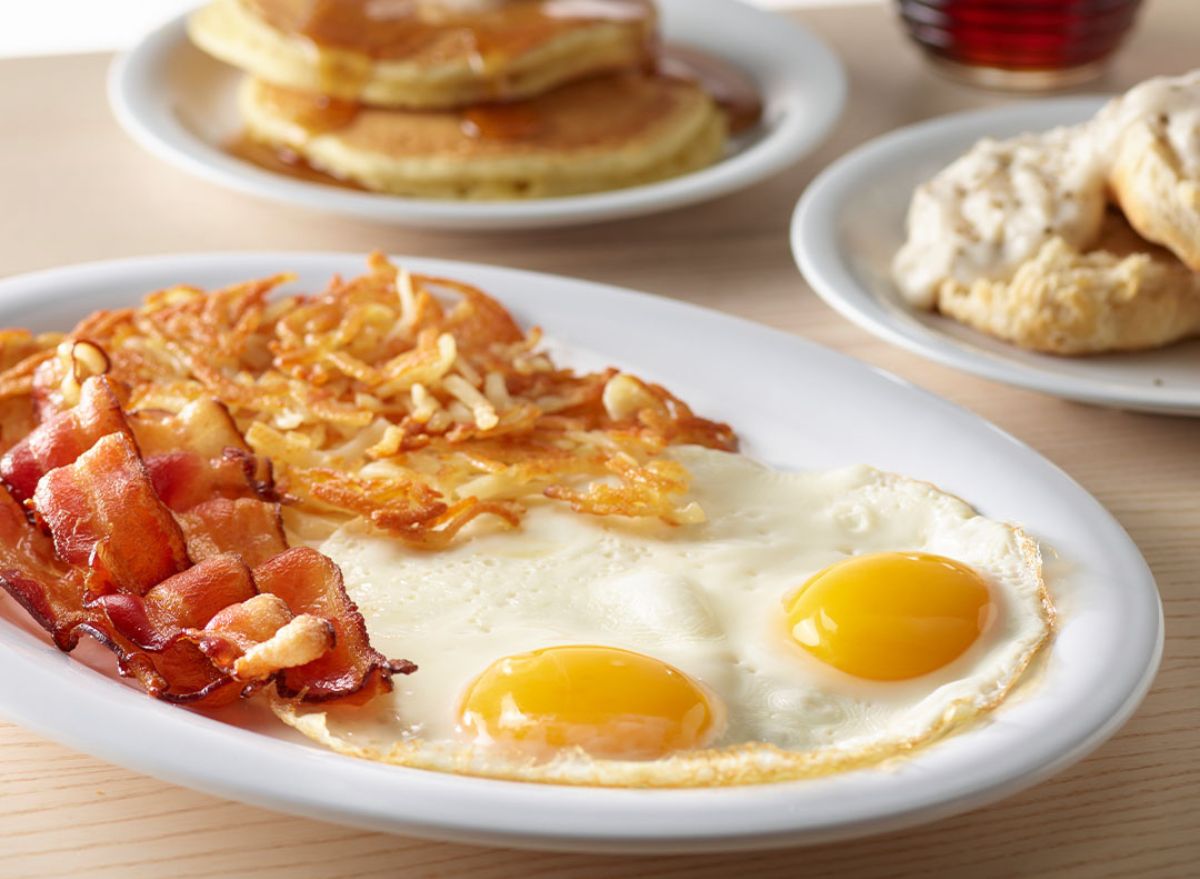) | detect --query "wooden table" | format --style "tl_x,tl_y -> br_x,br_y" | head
1,2 -> 1197,877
